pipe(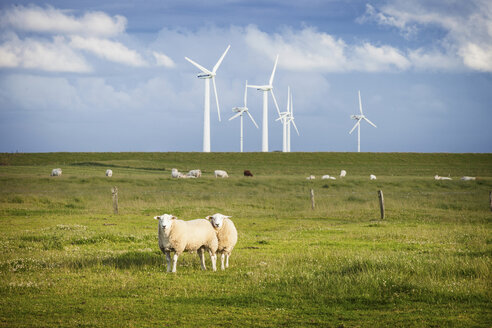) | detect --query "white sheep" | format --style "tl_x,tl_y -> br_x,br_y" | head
154,214 -> 218,273
214,170 -> 229,178
187,169 -> 202,178
340,170 -> 347,178
171,168 -> 185,178
207,213 -> 238,270
306,175 -> 315,180
105,169 -> 113,177
322,175 -> 336,180
370,174 -> 377,180
435,175 -> 452,180
50,168 -> 62,176
461,176 -> 476,181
